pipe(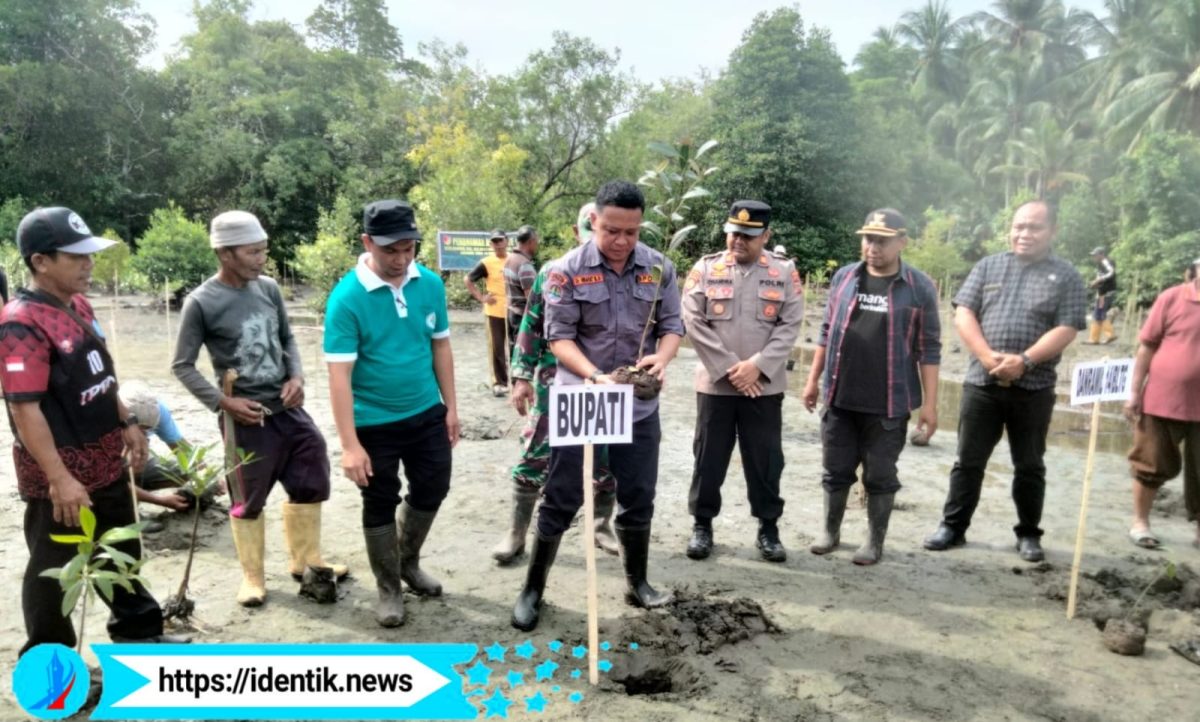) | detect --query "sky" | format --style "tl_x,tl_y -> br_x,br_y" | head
144,0 -> 1109,81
